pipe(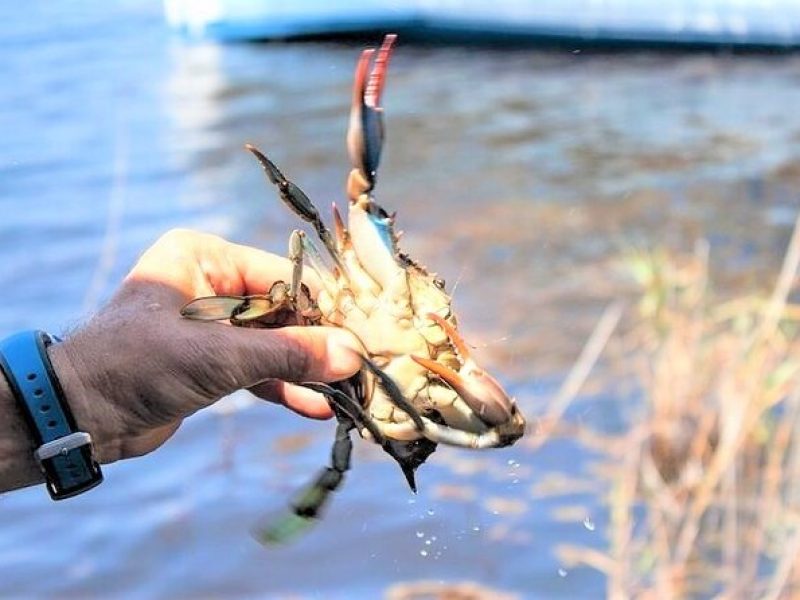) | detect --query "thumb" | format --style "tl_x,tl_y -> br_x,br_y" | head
227,325 -> 363,384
